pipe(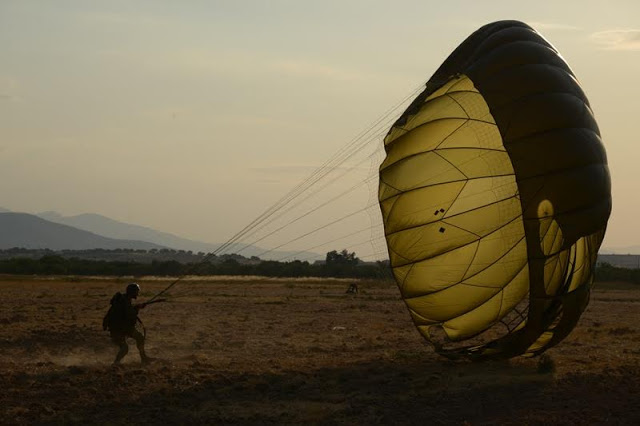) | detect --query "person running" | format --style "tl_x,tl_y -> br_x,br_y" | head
103,282 -> 151,365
